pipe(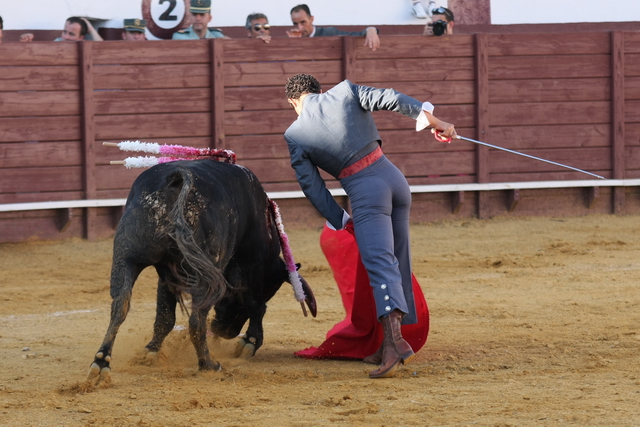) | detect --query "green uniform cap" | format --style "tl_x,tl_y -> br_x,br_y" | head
124,18 -> 146,33
190,0 -> 211,13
